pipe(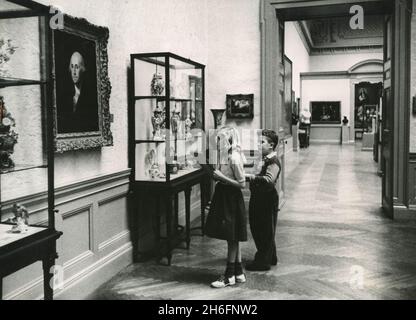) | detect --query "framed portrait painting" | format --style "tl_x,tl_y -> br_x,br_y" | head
226,94 -> 254,119
52,14 -> 113,153
311,101 -> 341,124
